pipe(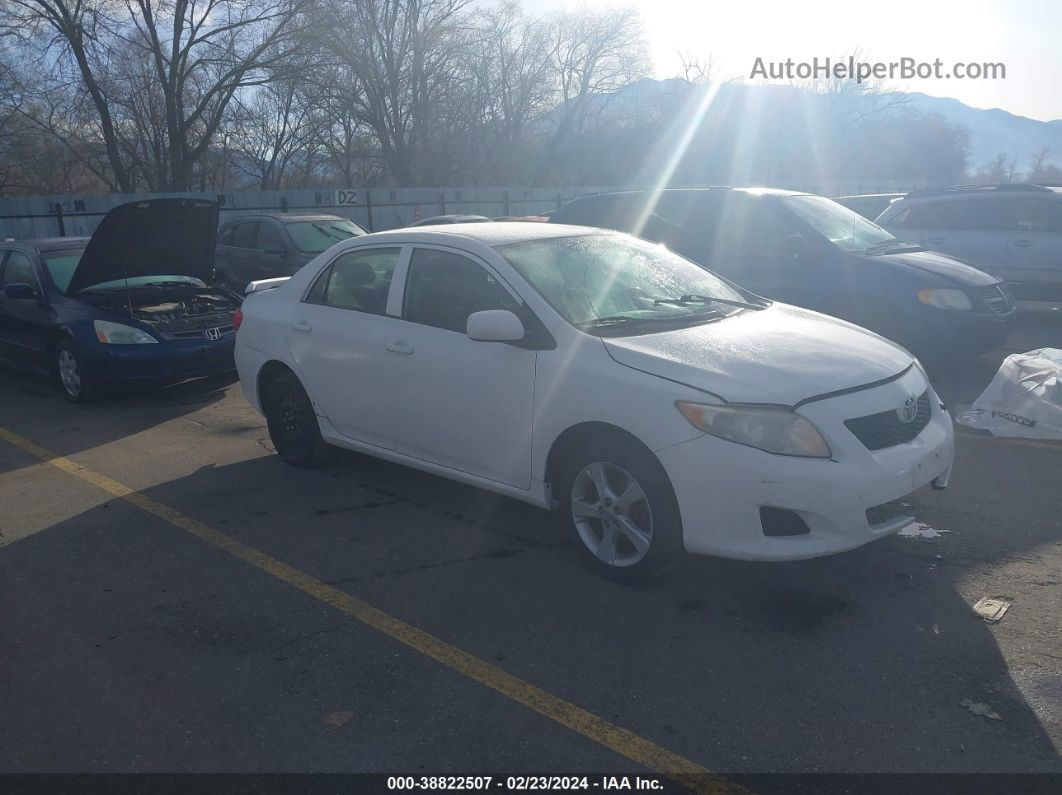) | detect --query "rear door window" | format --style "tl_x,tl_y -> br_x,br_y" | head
904,198 -> 1012,231
257,222 -> 286,252
304,248 -> 400,315
232,221 -> 259,249
1012,199 -> 1062,233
